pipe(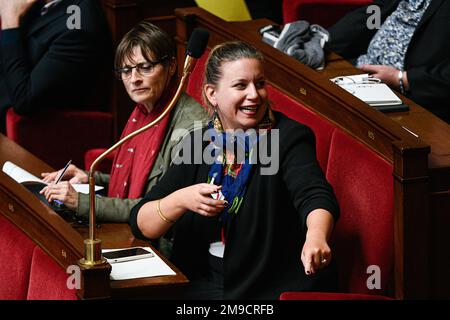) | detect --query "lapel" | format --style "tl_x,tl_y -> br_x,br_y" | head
383,0 -> 402,17
406,0 -> 444,53
415,0 -> 444,31
26,0 -> 80,37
